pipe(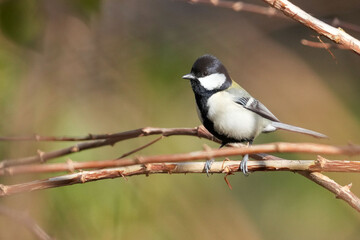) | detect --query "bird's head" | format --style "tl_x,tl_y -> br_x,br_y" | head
182,54 -> 232,93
